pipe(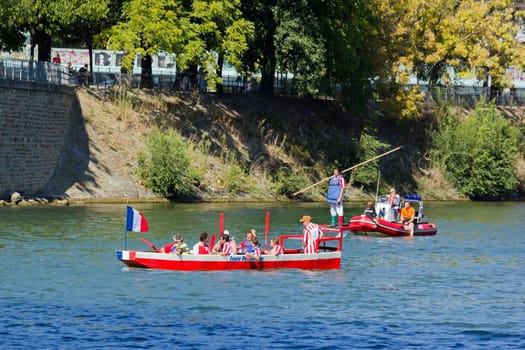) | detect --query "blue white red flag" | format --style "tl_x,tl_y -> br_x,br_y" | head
126,206 -> 149,232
